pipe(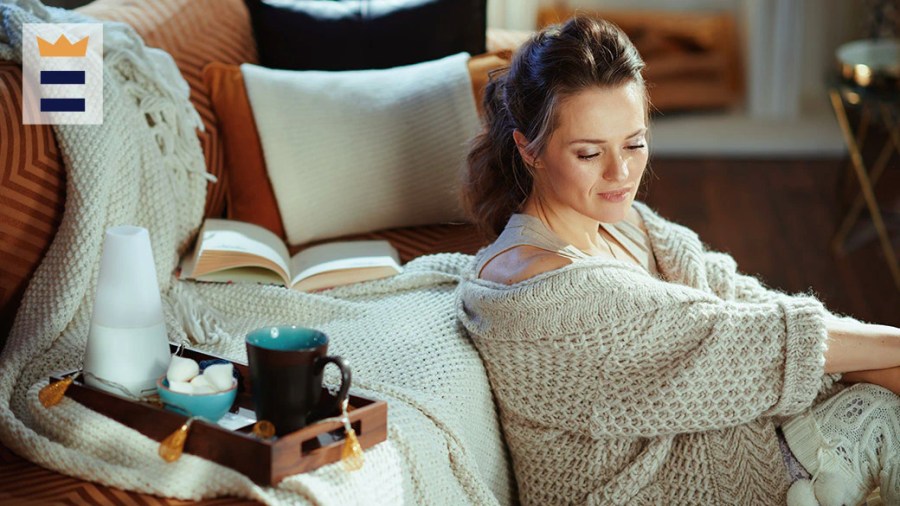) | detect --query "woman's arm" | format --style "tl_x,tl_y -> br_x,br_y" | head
840,367 -> 900,396
823,317 -> 900,374
830,314 -> 900,397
